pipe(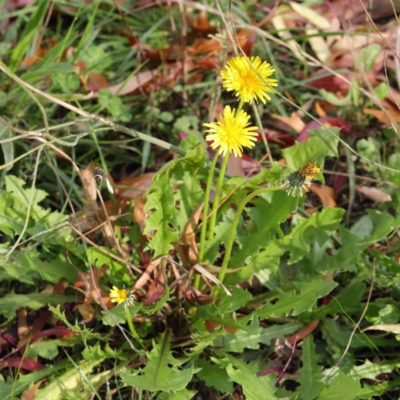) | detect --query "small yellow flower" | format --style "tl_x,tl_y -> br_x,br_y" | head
220,56 -> 278,104
282,163 -> 321,197
109,286 -> 128,304
299,163 -> 321,181
203,105 -> 258,157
